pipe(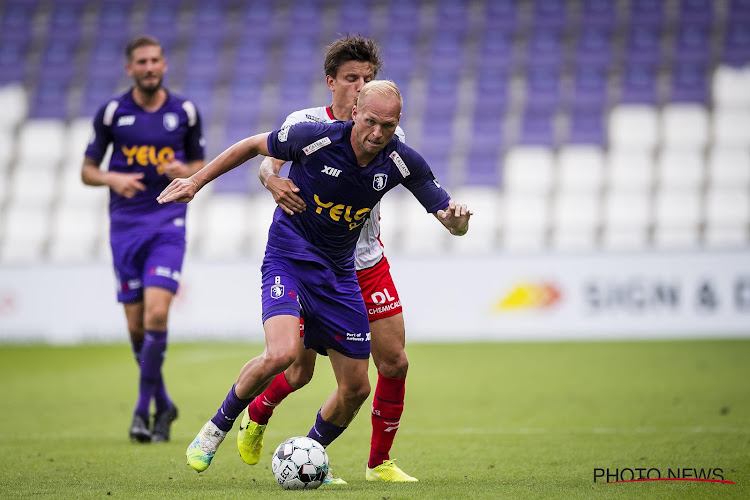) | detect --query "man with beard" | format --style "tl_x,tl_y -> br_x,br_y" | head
82,35 -> 206,443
